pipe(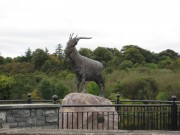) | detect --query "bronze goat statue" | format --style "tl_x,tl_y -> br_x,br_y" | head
64,34 -> 105,97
